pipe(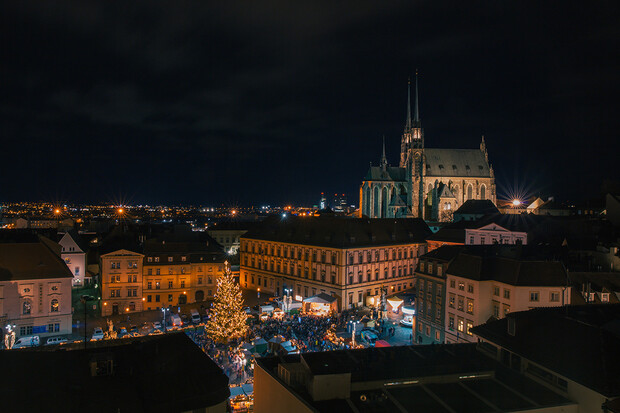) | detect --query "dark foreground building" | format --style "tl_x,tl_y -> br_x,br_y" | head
0,333 -> 229,413
255,304 -> 620,412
